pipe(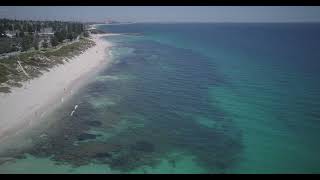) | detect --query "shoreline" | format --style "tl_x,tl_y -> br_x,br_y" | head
0,34 -> 117,151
